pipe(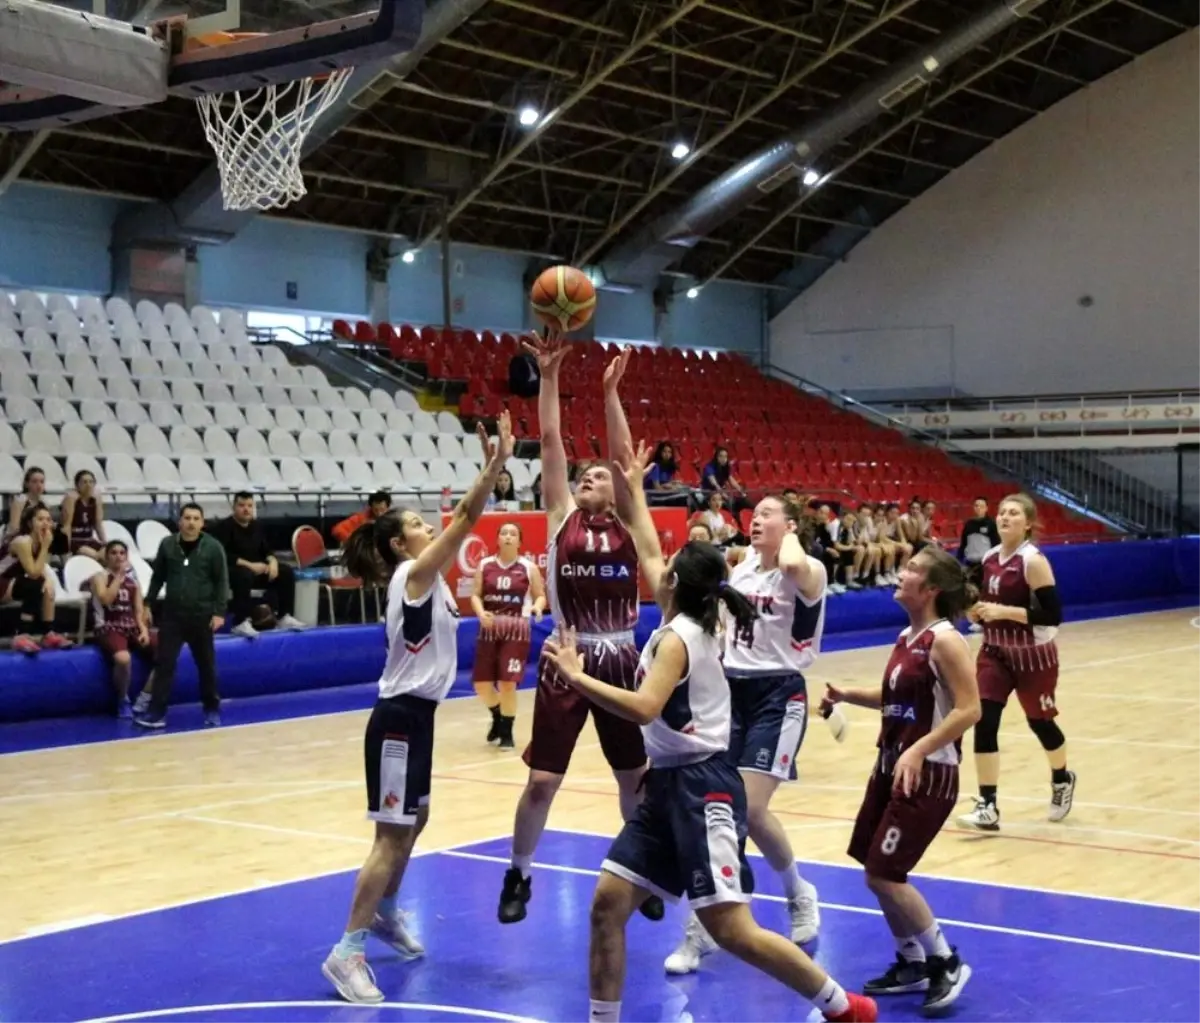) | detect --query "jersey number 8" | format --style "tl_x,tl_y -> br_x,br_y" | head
880,826 -> 902,856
